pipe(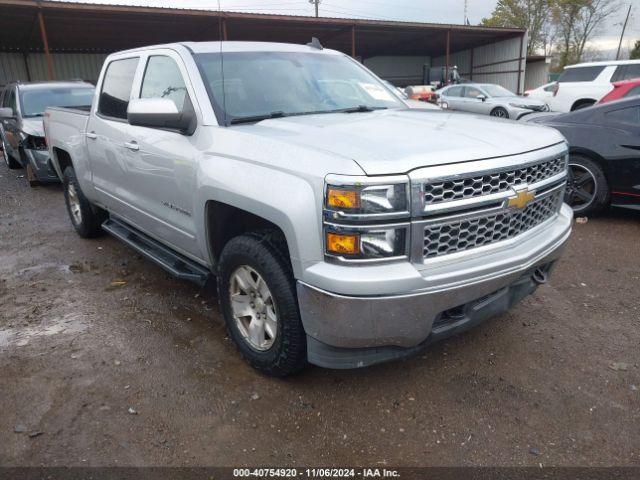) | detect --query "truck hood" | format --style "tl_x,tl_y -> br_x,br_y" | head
240,109 -> 565,175
21,117 -> 45,137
